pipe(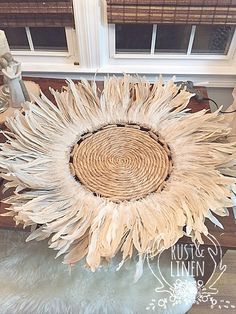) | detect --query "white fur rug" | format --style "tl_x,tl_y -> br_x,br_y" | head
0,230 -> 197,314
